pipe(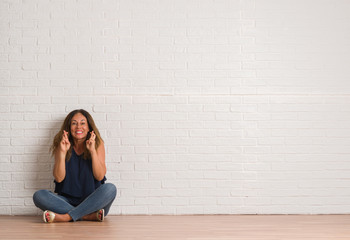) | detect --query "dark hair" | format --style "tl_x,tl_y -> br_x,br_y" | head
50,109 -> 103,160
